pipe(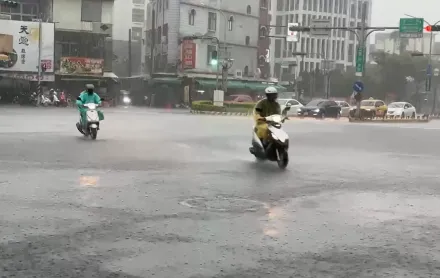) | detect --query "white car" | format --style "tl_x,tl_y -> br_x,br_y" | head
335,100 -> 351,117
277,98 -> 304,116
387,102 -> 416,118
